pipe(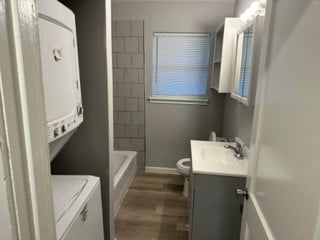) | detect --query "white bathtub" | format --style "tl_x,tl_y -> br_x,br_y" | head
112,151 -> 137,215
